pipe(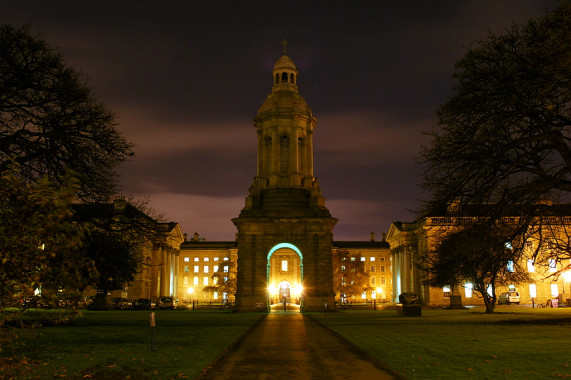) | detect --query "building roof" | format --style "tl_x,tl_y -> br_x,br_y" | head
333,241 -> 390,249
